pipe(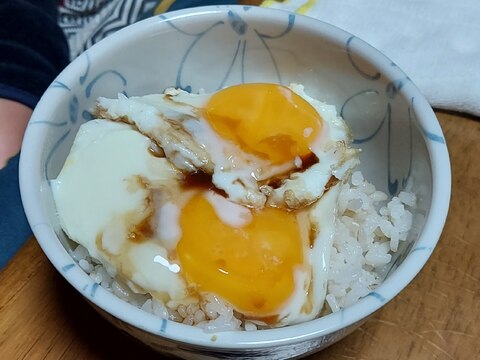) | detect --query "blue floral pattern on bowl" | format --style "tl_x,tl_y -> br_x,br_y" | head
161,9 -> 295,91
